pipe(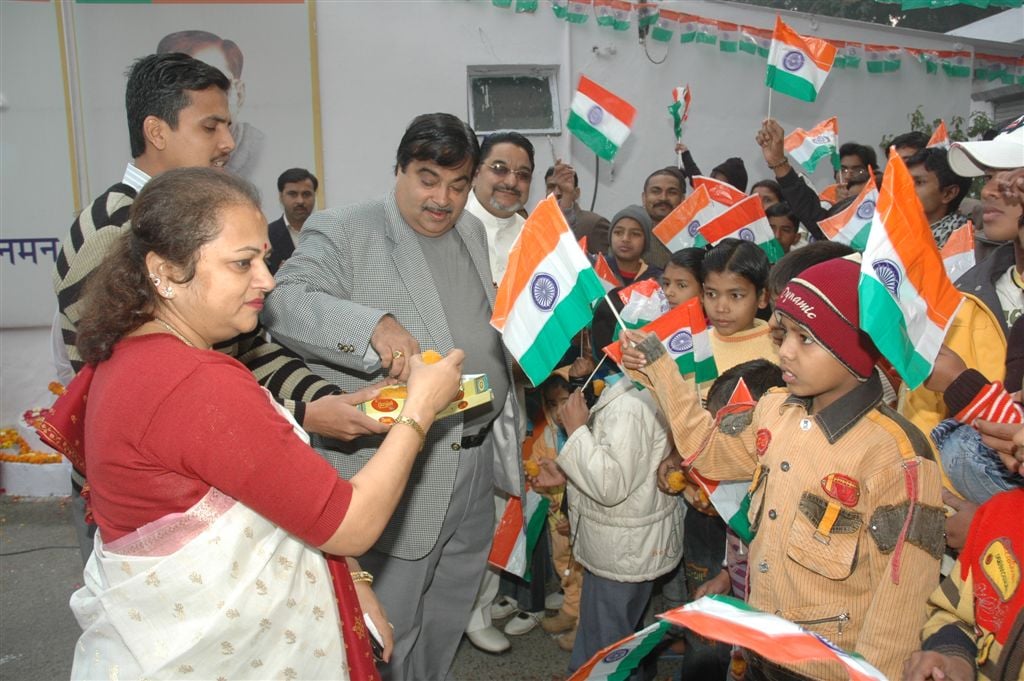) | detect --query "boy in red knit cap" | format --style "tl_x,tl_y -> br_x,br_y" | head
620,256 -> 945,681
